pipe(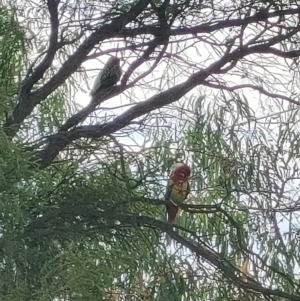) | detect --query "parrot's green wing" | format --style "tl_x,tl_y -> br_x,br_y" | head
165,179 -> 174,201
